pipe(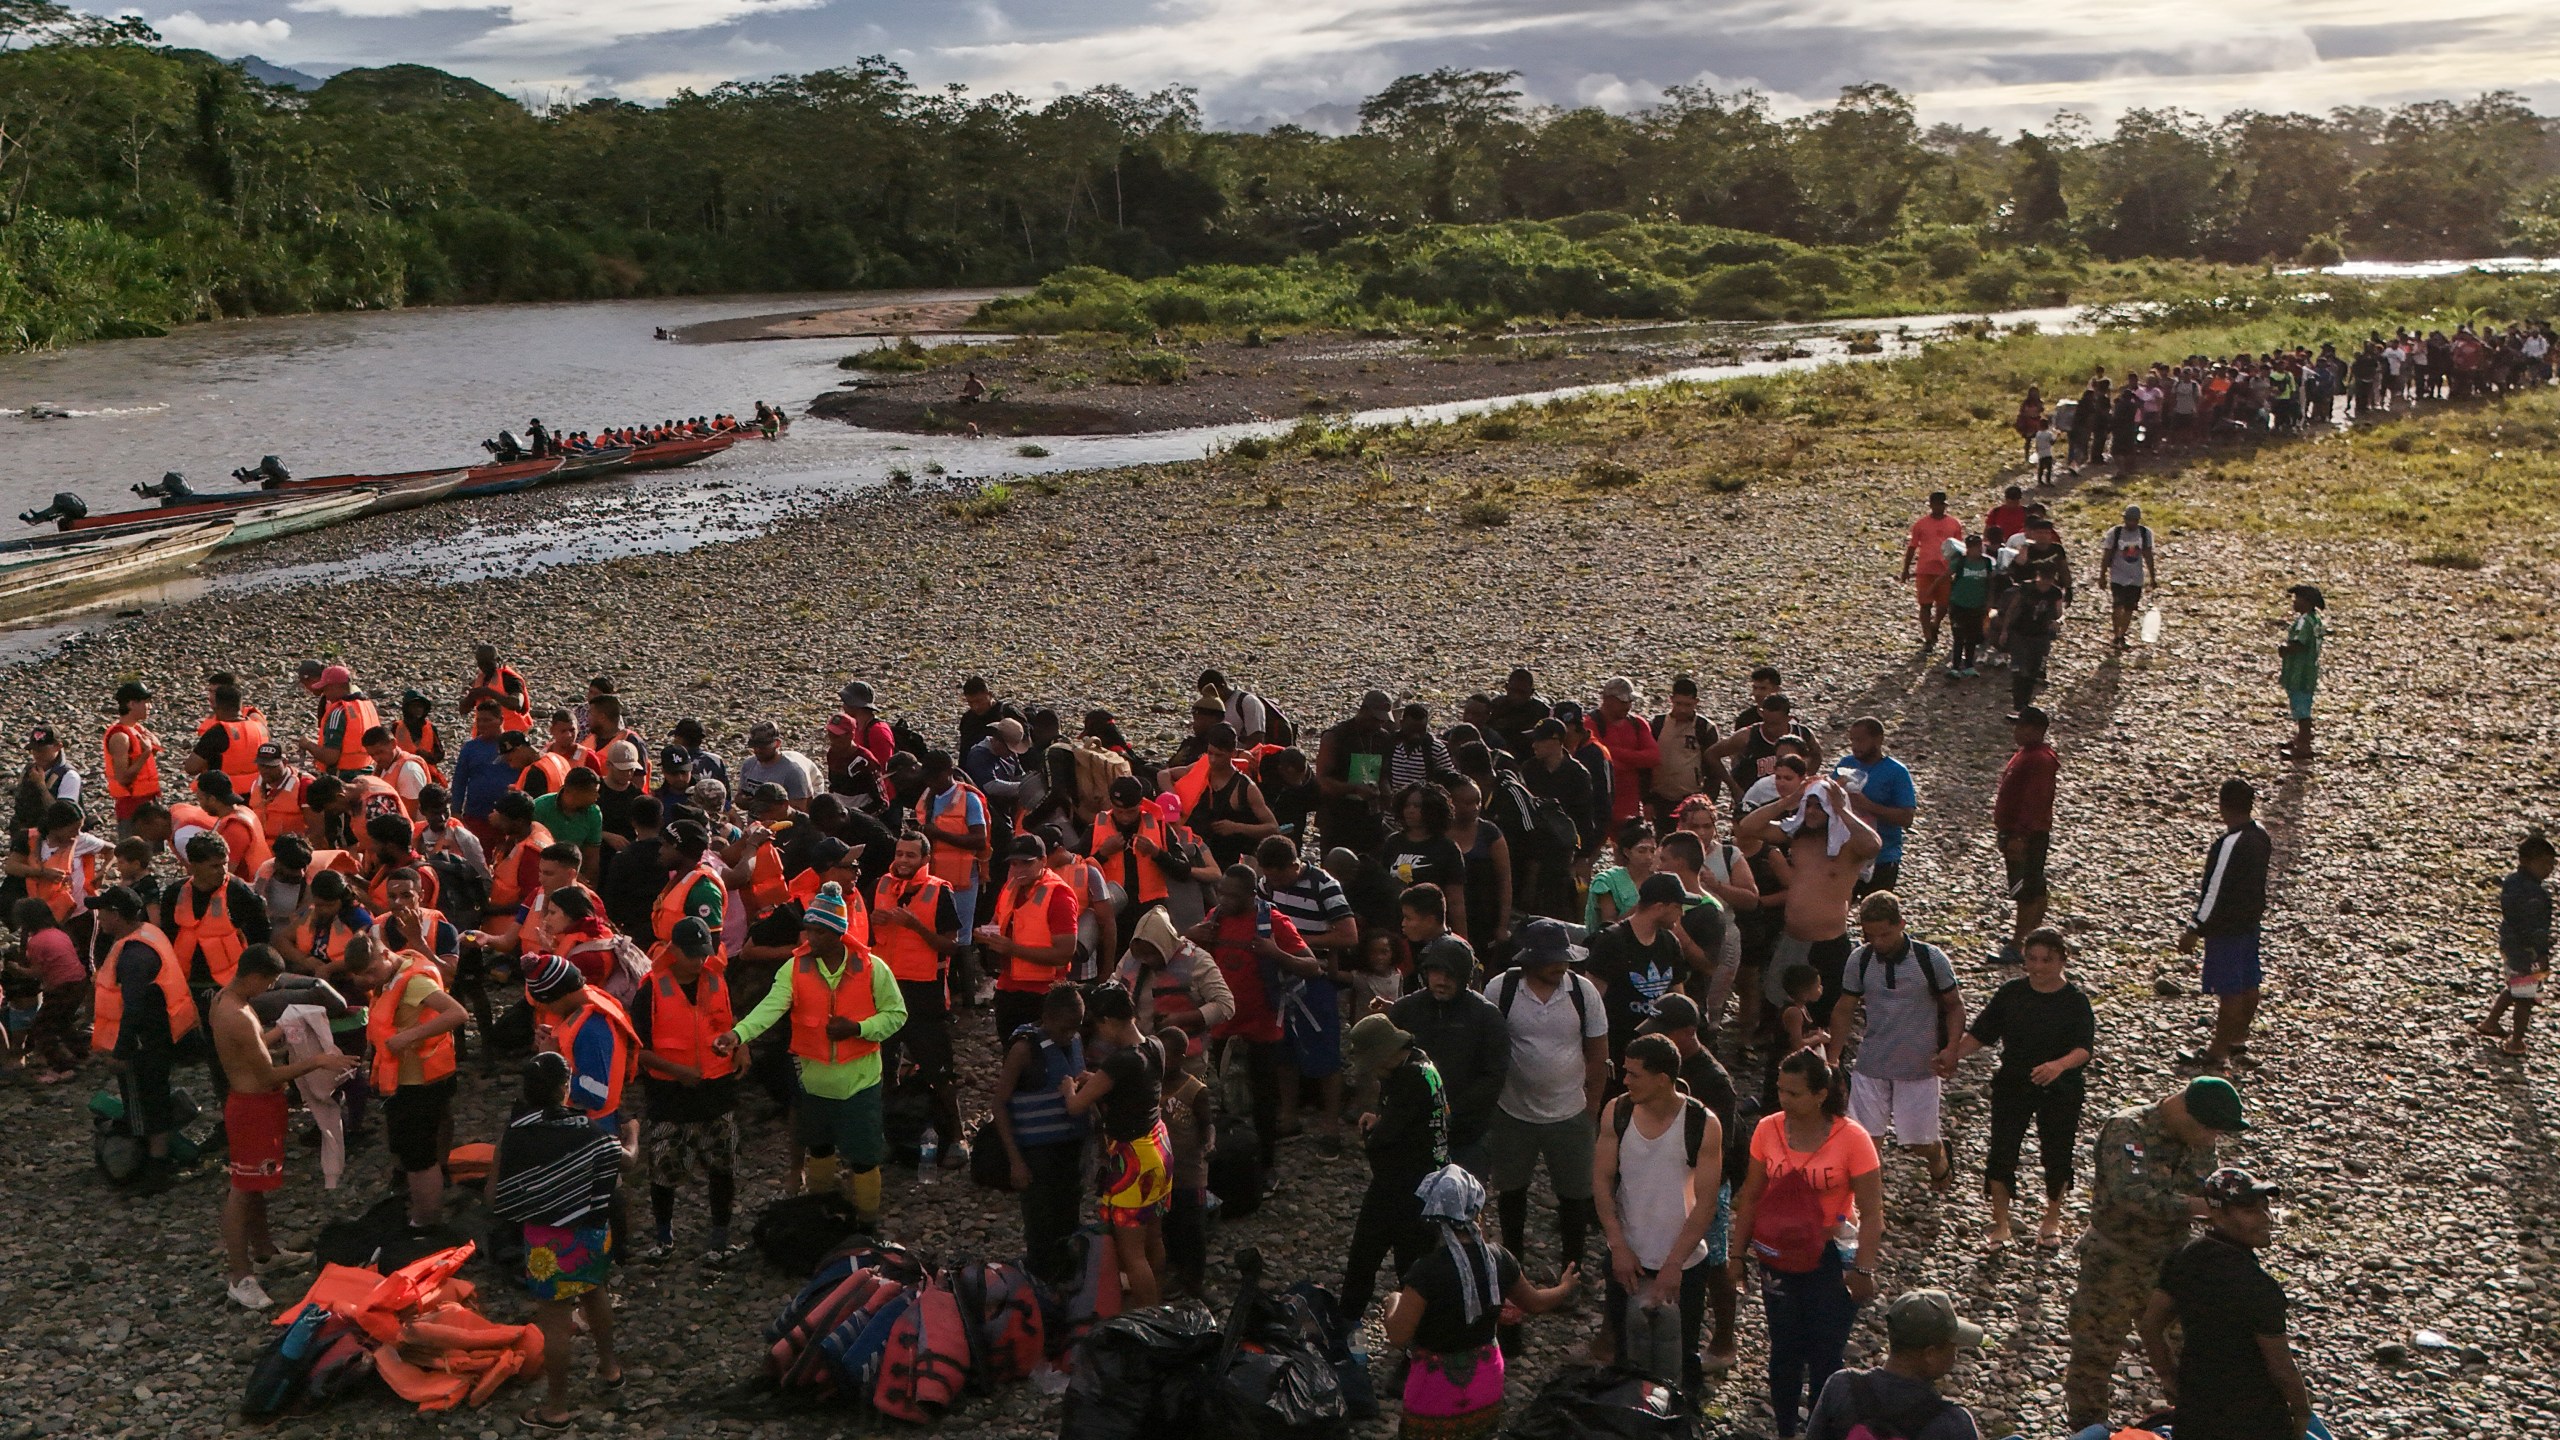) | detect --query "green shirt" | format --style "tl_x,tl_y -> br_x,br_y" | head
1584,865 -> 1641,933
1947,555 -> 1994,610
2281,610 -> 2324,693
531,792 -> 604,848
727,949 -> 907,1098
